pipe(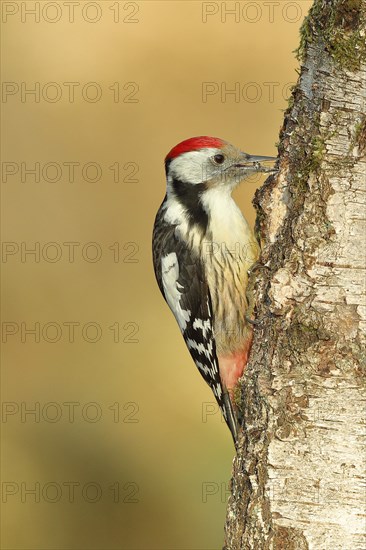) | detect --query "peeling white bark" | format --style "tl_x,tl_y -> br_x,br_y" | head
224,1 -> 366,548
